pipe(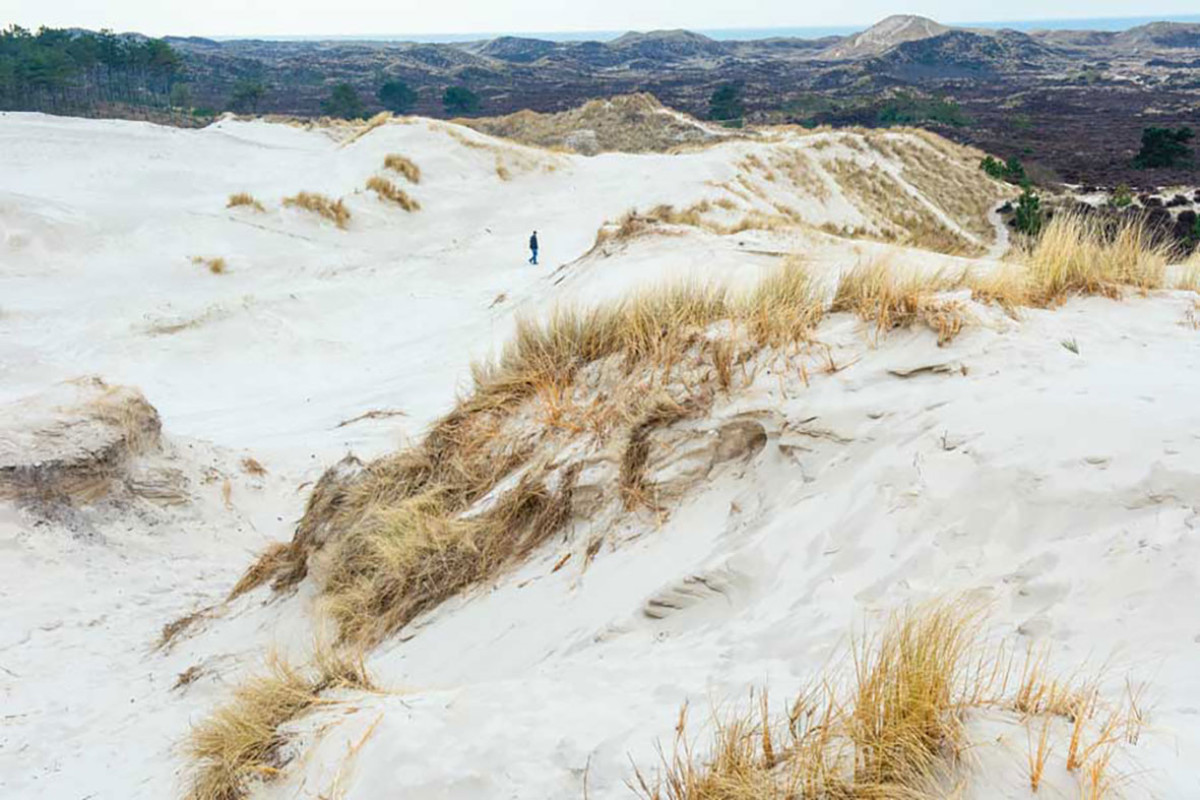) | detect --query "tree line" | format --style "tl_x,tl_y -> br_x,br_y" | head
0,25 -> 183,113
